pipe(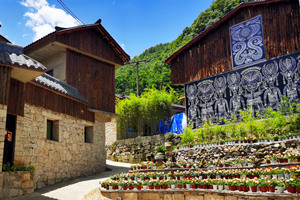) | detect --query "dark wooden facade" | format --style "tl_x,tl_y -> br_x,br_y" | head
168,0 -> 300,85
25,83 -> 94,122
7,79 -> 24,116
56,28 -> 124,66
66,50 -> 115,113
0,66 -> 11,105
